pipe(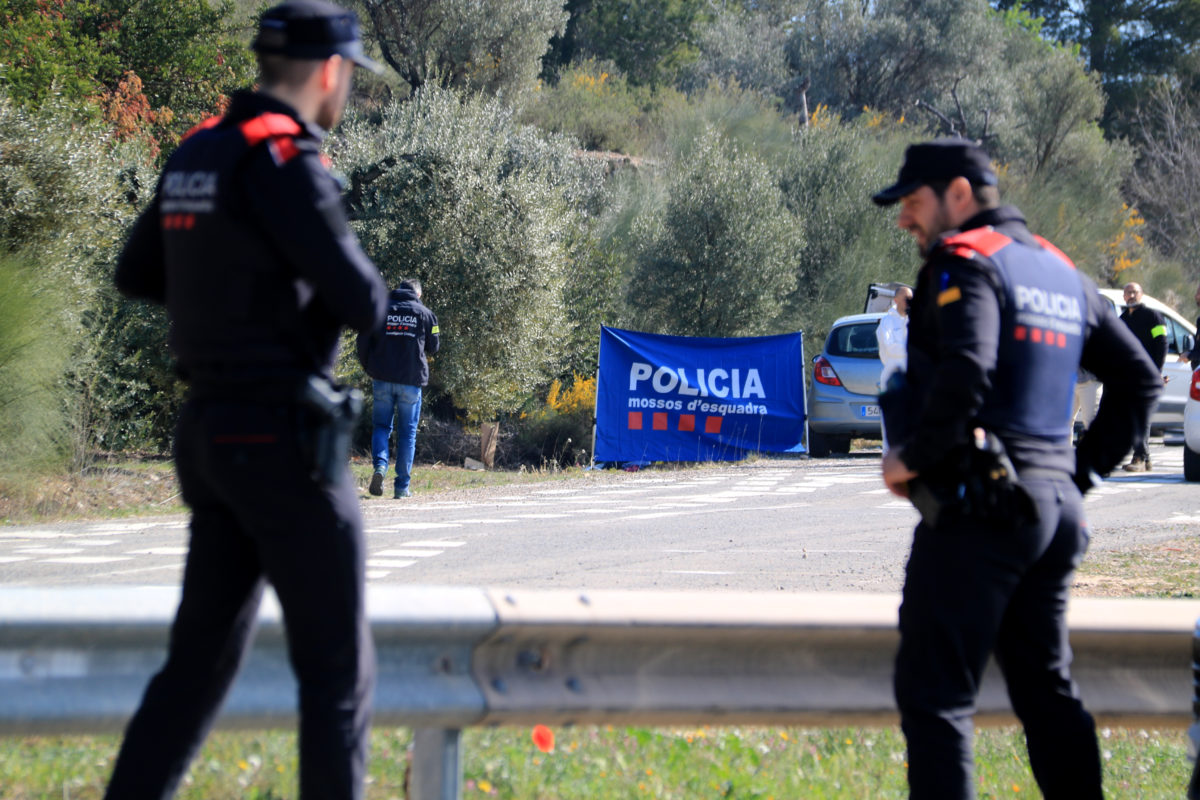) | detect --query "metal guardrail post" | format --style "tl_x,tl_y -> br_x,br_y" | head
1188,616 -> 1200,800
410,728 -> 463,800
